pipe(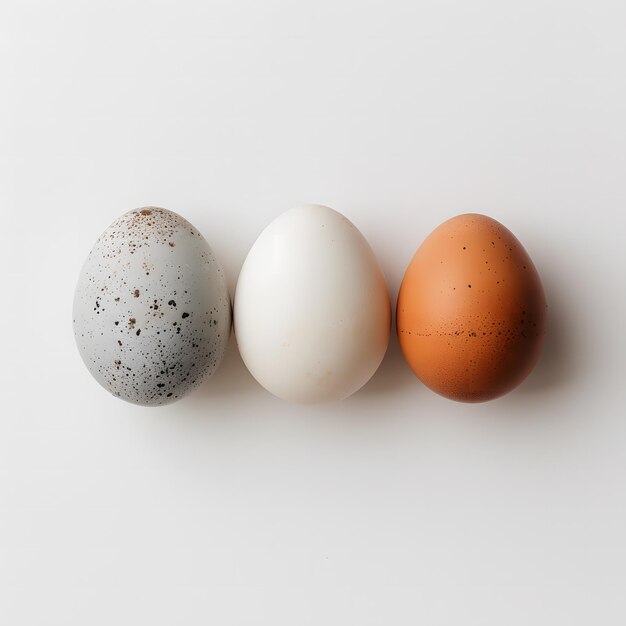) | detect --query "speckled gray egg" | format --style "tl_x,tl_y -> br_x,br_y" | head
73,207 -> 231,406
